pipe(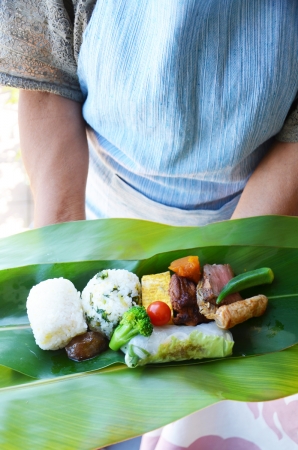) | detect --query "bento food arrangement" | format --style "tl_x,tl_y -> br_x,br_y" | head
26,256 -> 274,368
